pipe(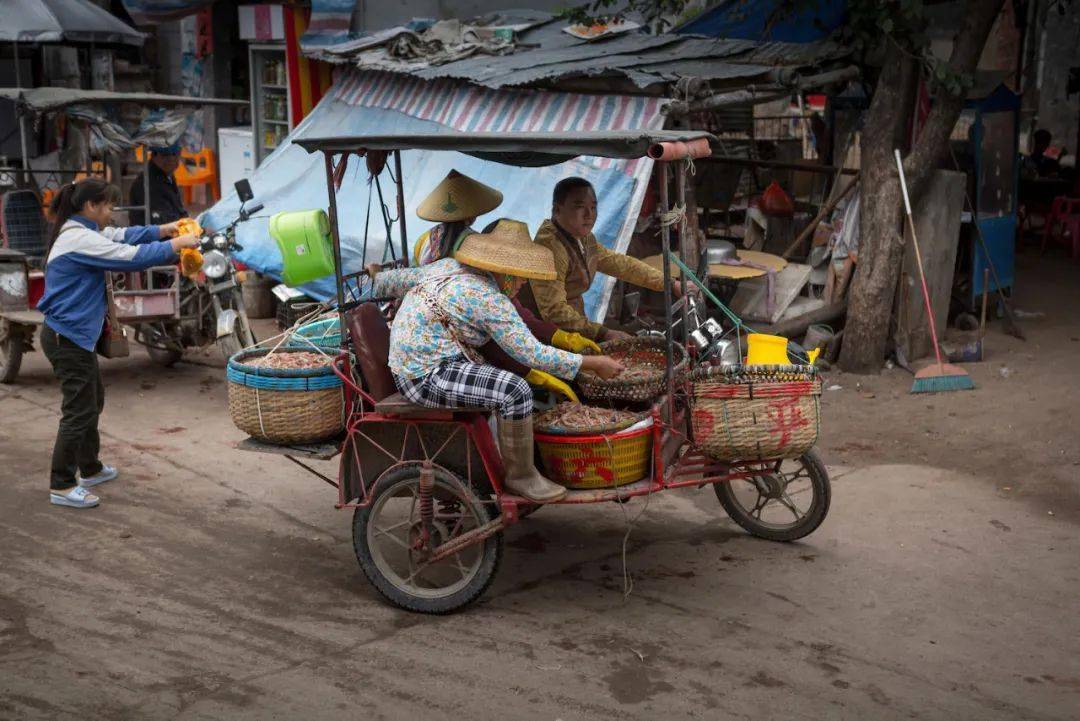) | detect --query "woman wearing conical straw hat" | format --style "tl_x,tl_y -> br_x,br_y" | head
412,169 -> 502,266
368,220 -> 624,503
